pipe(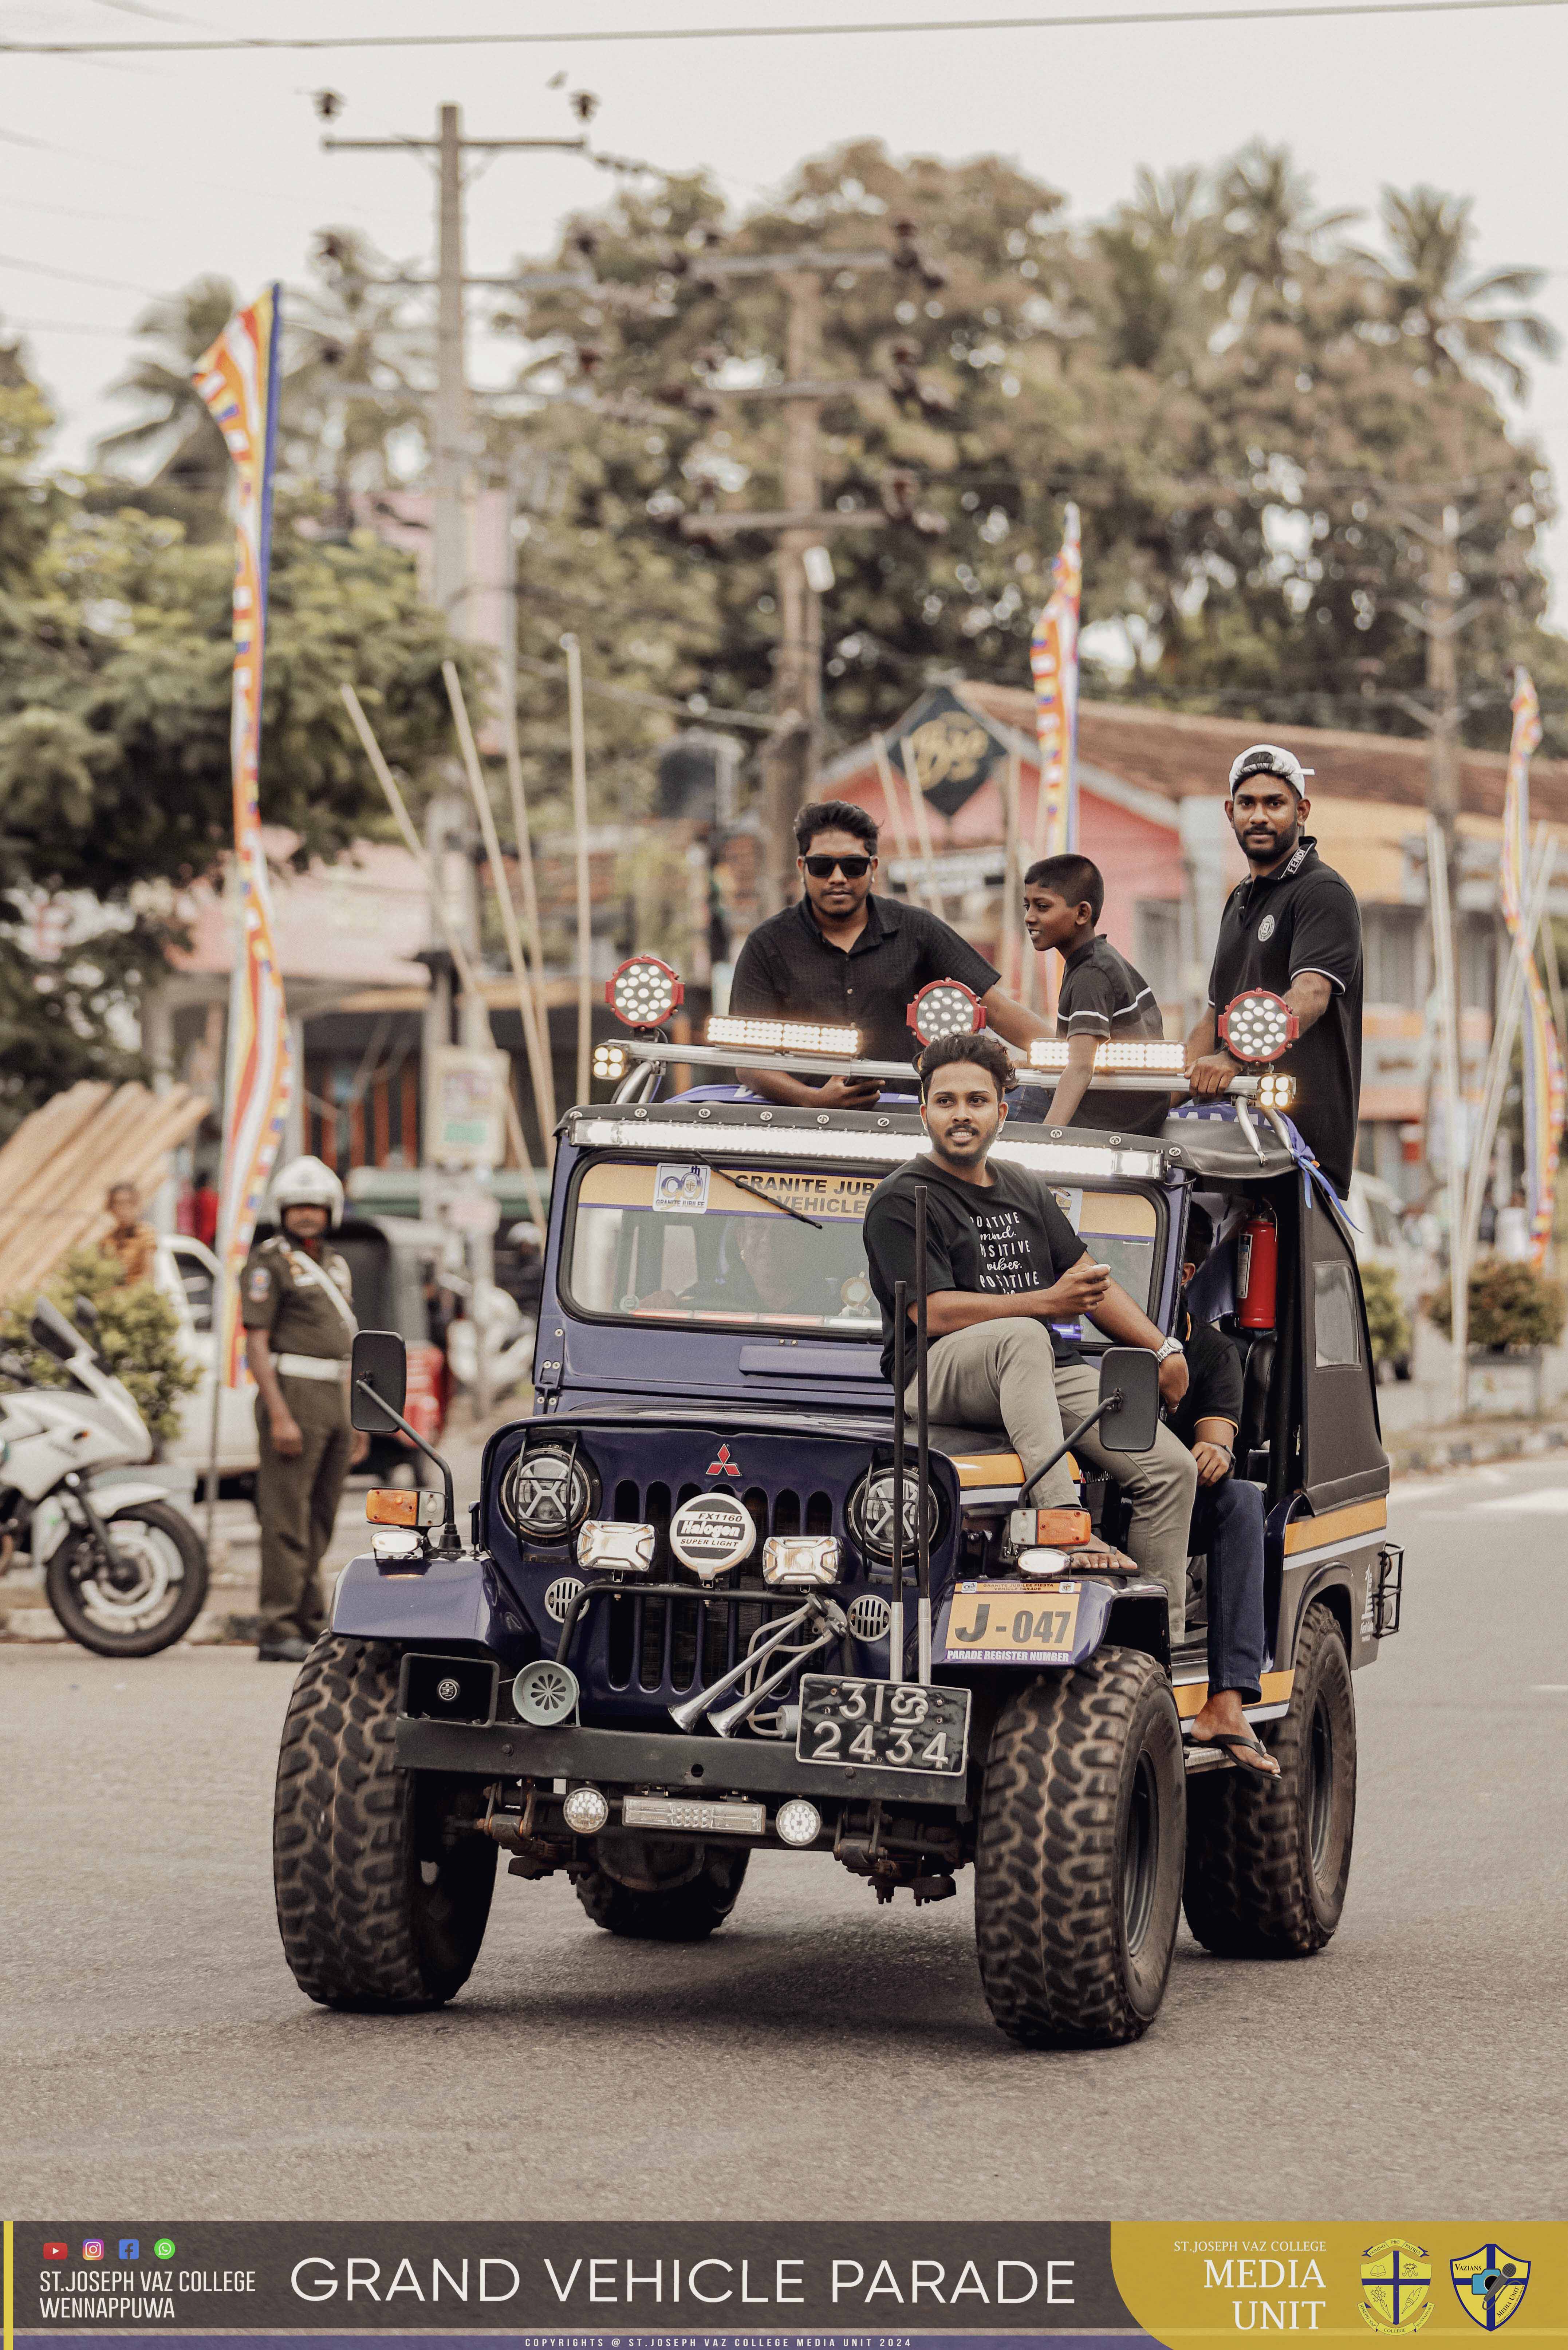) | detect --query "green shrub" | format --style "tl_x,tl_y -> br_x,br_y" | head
1360,1260 -> 1411,1367
1427,1256 -> 1567,1351
0,1245 -> 200,1440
